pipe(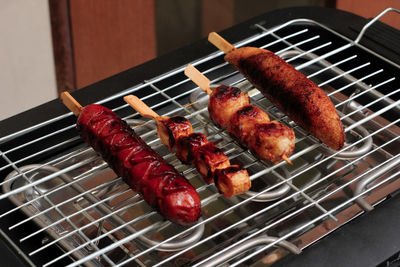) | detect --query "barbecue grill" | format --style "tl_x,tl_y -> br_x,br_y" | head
0,6 -> 399,267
